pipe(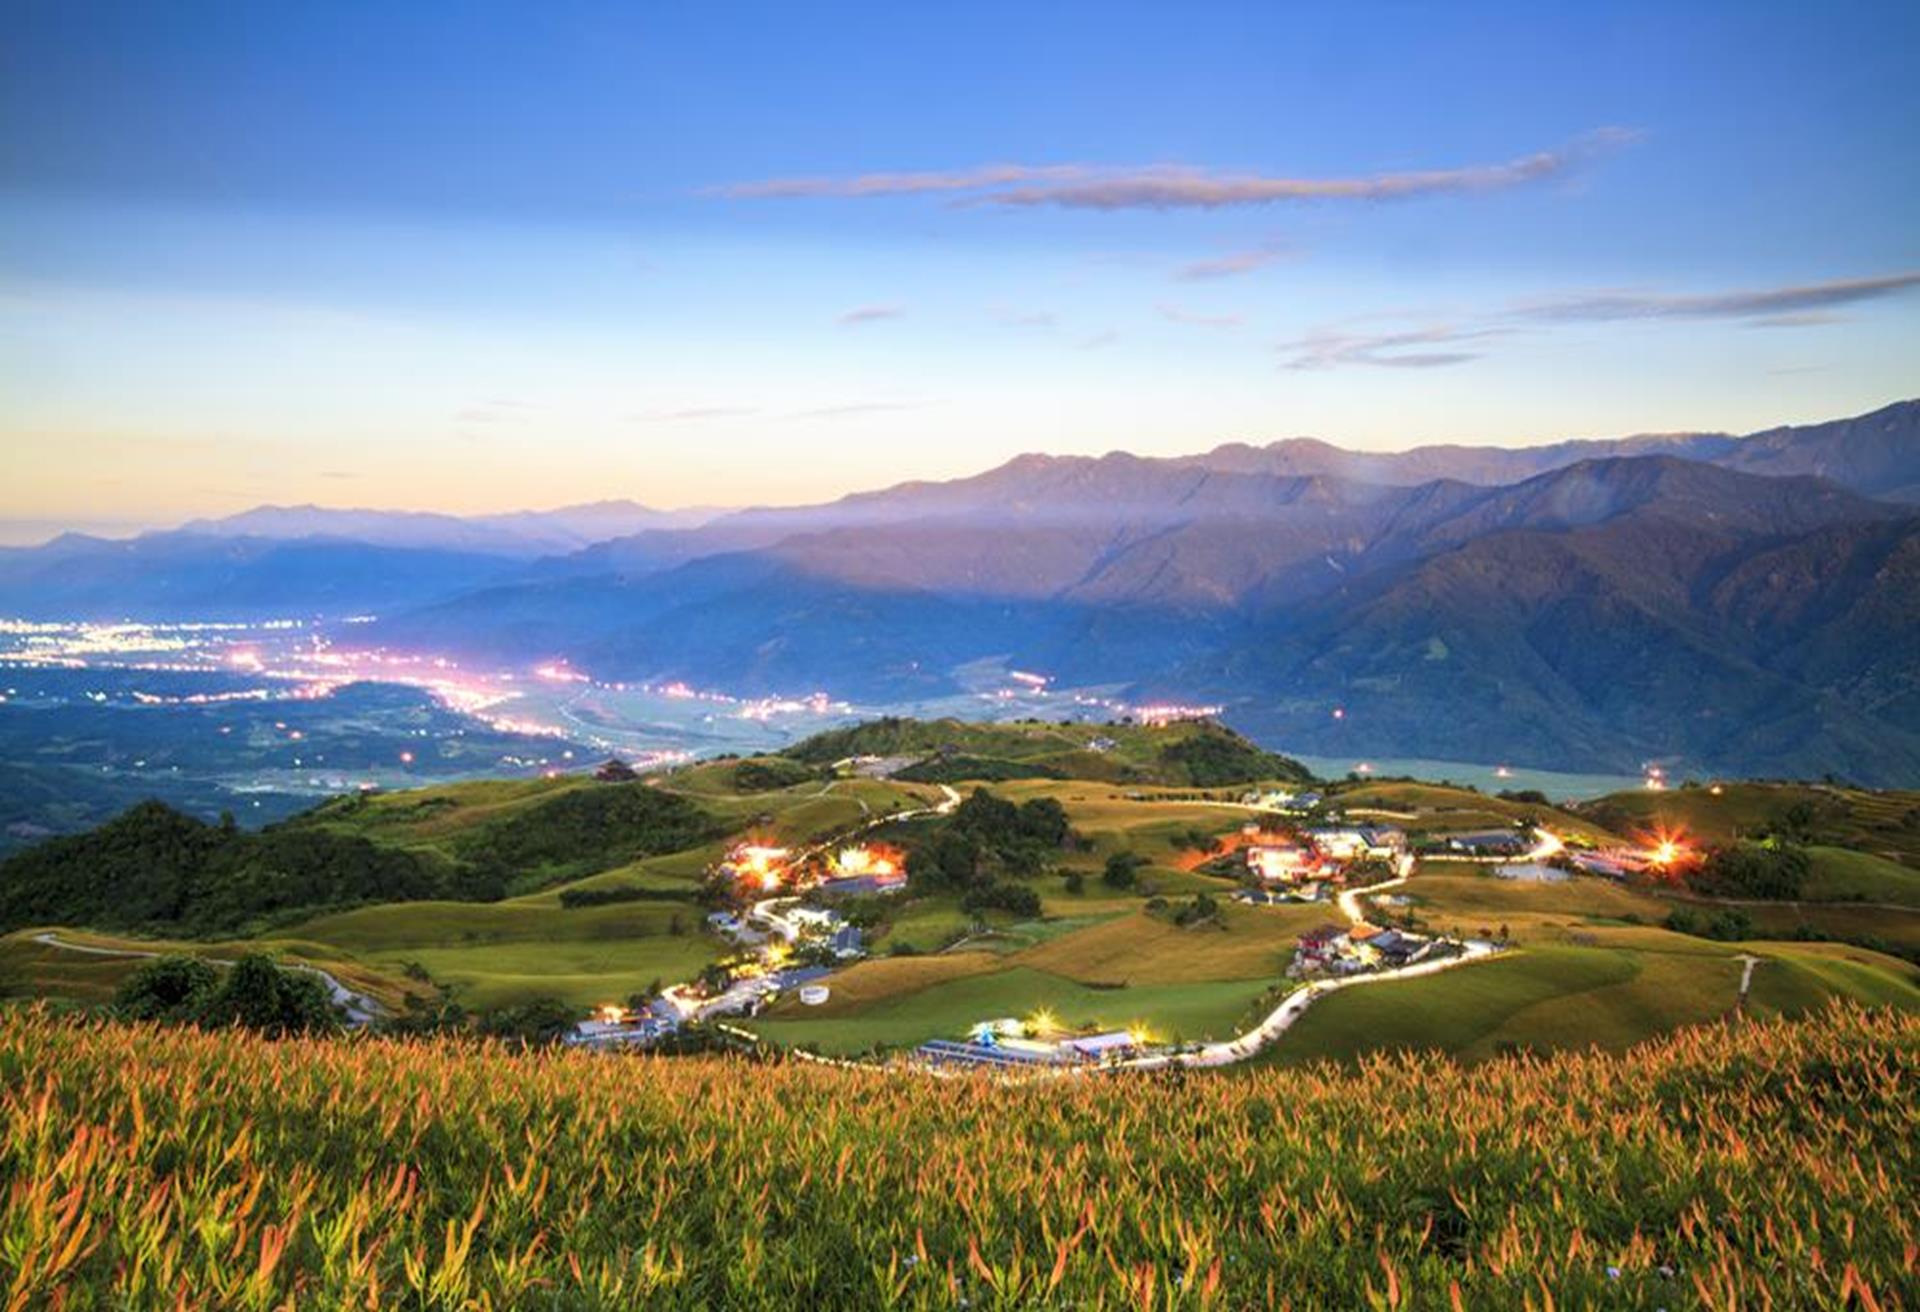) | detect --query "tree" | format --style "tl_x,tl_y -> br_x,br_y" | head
1063,870 -> 1086,895
1103,851 -> 1146,890
196,954 -> 339,1038
594,758 -> 638,782
115,954 -> 219,1022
